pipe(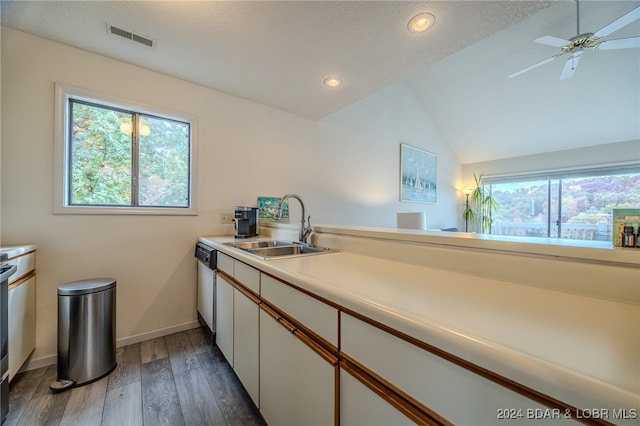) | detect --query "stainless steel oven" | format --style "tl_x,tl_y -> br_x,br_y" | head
0,254 -> 17,423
